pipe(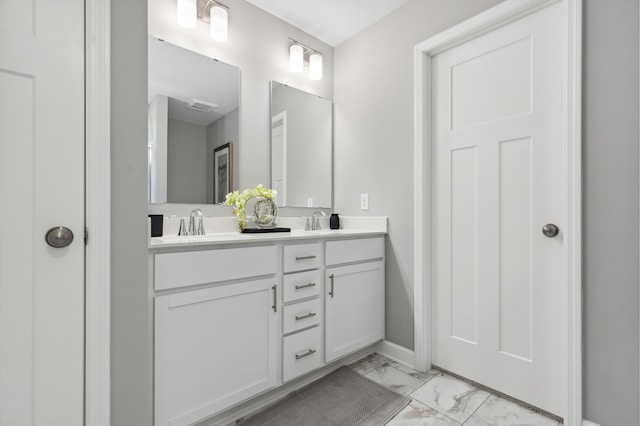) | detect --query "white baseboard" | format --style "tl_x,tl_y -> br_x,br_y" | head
583,421 -> 602,426
374,340 -> 415,369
